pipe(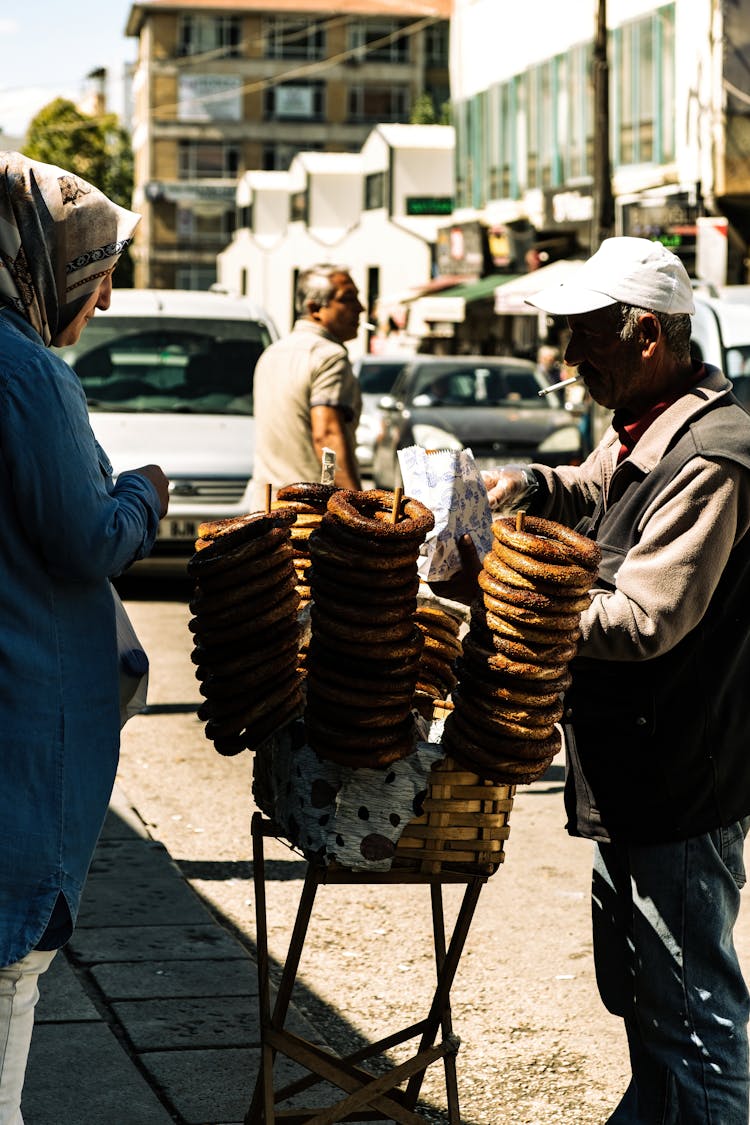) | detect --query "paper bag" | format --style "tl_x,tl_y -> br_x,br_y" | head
397,445 -> 493,582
